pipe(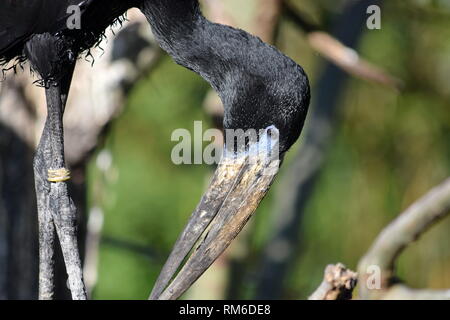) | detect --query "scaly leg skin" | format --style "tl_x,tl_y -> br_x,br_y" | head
44,81 -> 87,300
34,62 -> 86,299
34,119 -> 56,300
